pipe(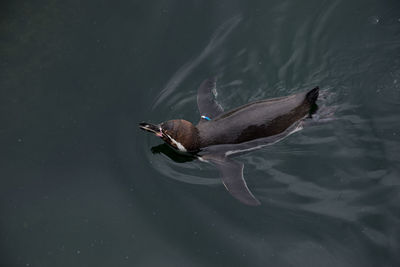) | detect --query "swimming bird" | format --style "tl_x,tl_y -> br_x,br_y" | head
140,78 -> 319,206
